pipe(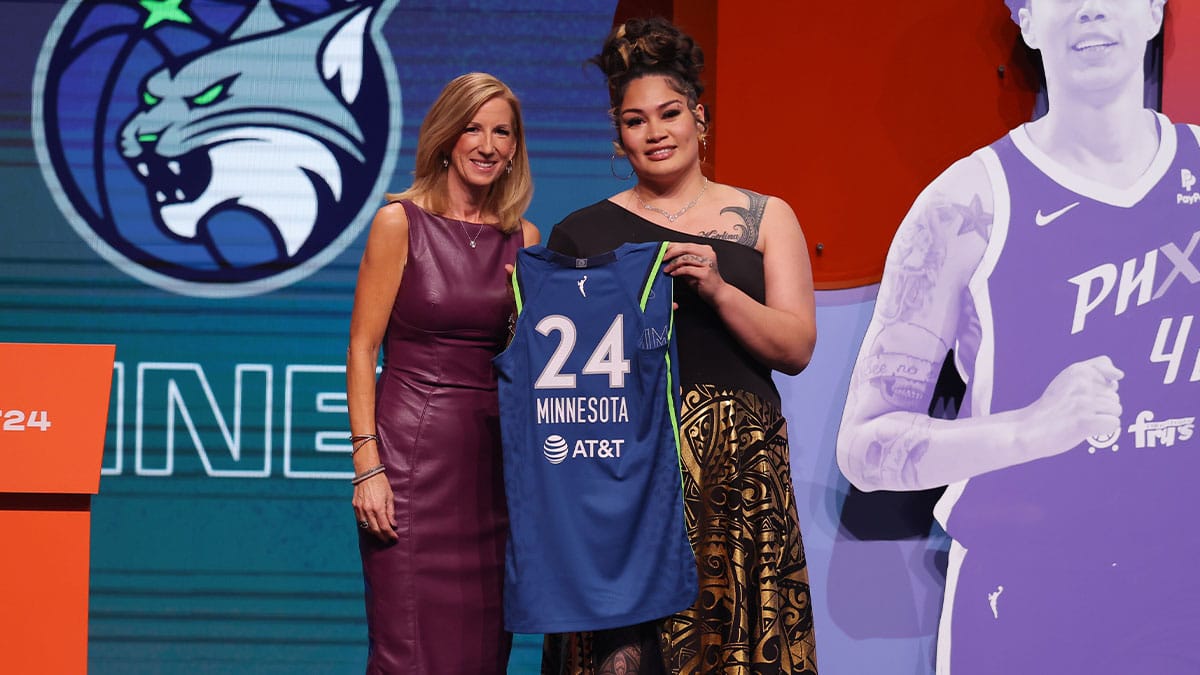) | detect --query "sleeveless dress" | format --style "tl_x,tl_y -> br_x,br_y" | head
544,200 -> 818,675
933,116 -> 1200,674
359,200 -> 521,674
